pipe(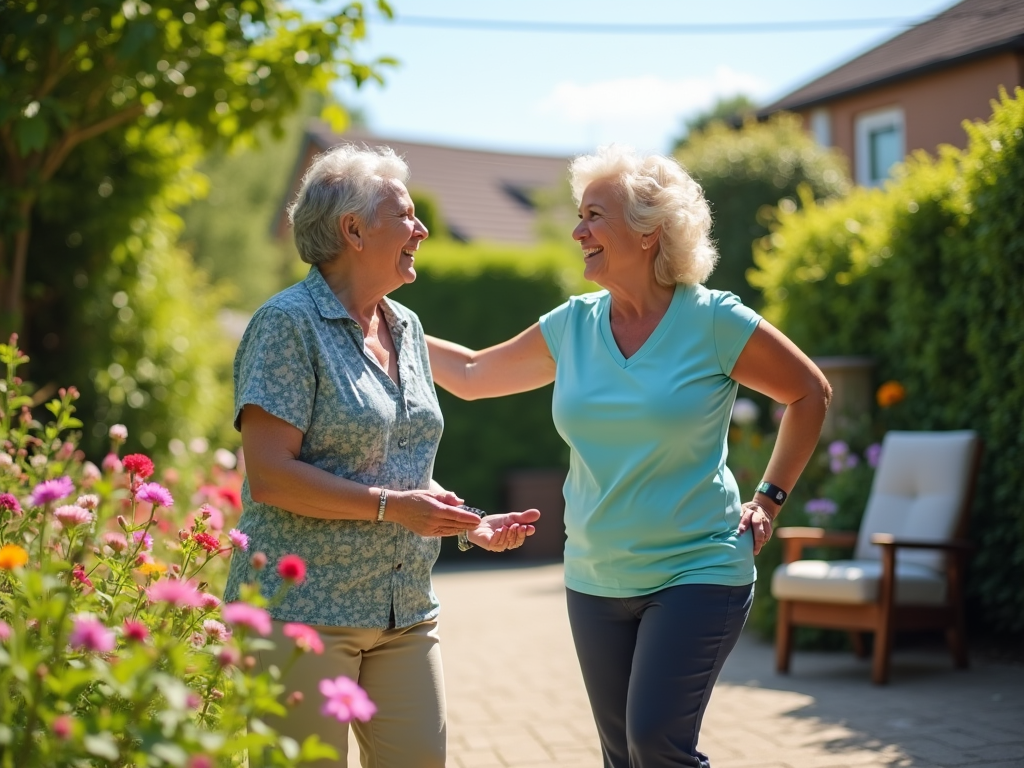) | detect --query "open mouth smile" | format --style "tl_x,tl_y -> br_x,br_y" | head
583,247 -> 603,259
